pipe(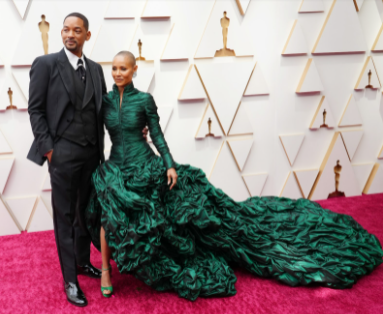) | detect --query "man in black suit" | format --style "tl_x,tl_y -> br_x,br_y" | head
27,13 -> 146,307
